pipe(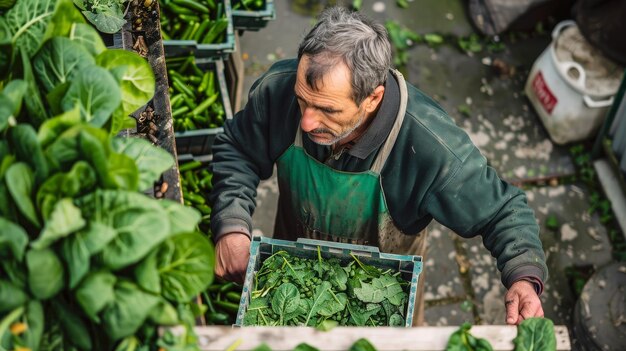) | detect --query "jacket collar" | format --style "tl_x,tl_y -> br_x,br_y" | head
347,71 -> 401,159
